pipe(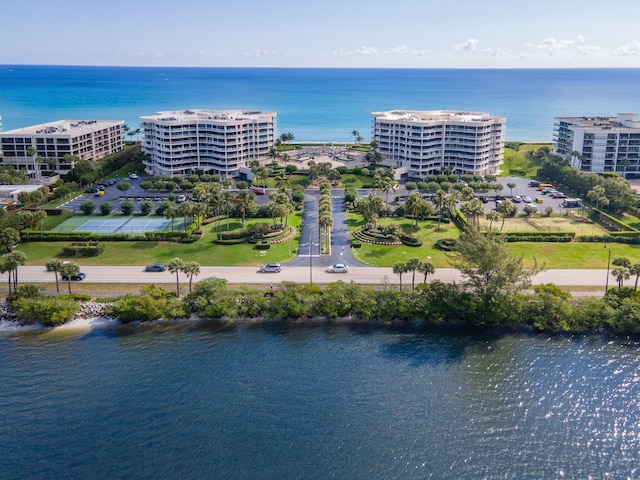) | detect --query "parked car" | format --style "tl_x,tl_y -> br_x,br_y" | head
326,264 -> 349,273
479,195 -> 489,203
495,194 -> 505,201
528,180 -> 541,187
61,272 -> 86,281
522,196 -> 532,203
259,263 -> 281,273
177,195 -> 187,203
129,173 -> 138,179
512,195 -> 522,203
144,264 -> 167,272
252,187 -> 266,195
551,192 -> 567,199
85,187 -> 100,193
